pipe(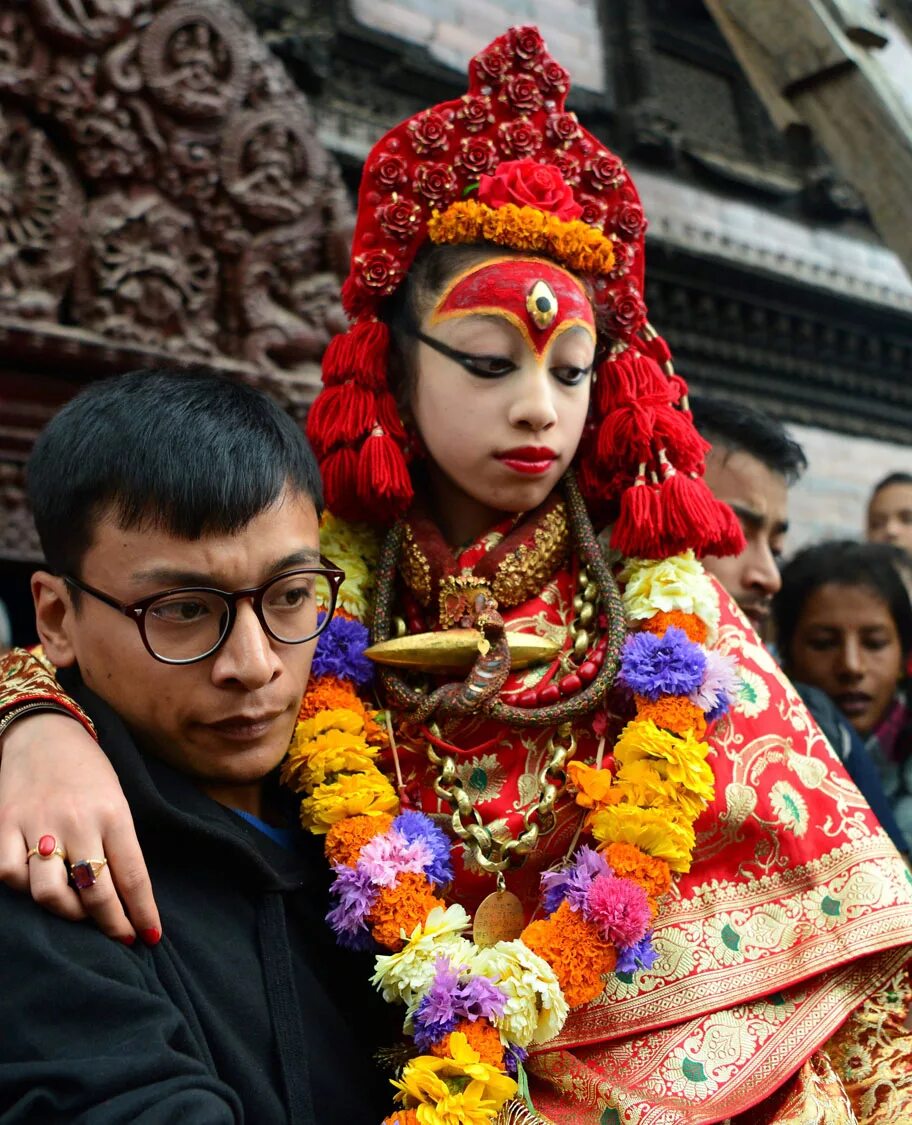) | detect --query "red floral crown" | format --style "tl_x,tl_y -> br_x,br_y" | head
306,26 -> 742,559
